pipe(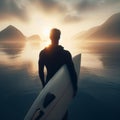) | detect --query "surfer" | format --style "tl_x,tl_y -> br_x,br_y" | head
38,28 -> 77,120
